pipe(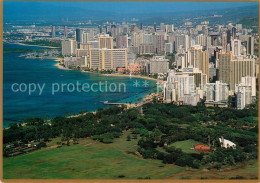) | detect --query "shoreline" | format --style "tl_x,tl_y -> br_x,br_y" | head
53,57 -> 70,70
28,56 -> 161,123
100,73 -> 163,84
15,42 -> 60,49
4,50 -> 161,128
53,57 -> 163,84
